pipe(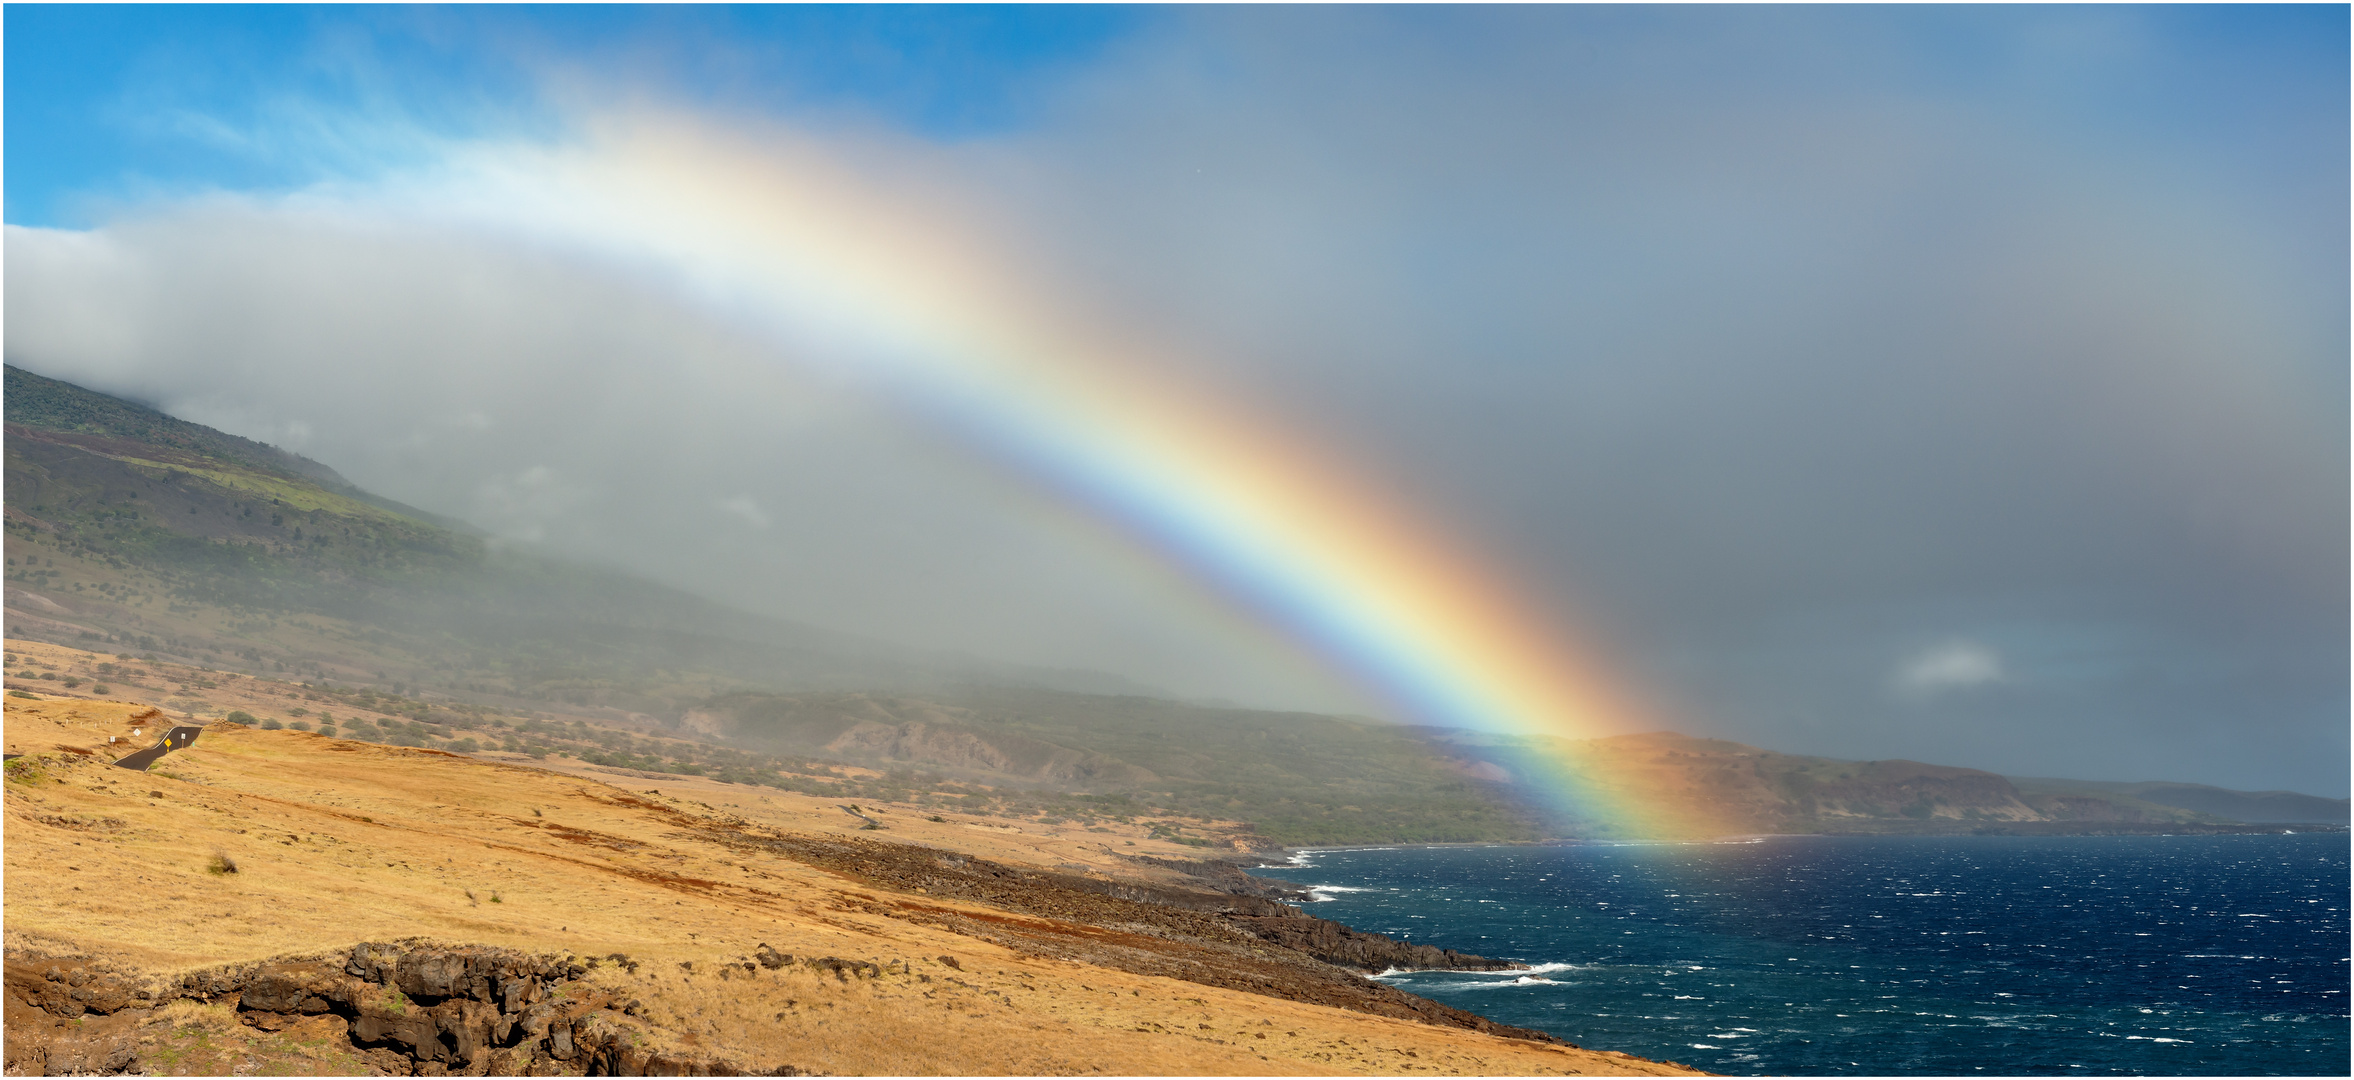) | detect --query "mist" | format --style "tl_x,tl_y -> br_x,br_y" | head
5,6 -> 2343,793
